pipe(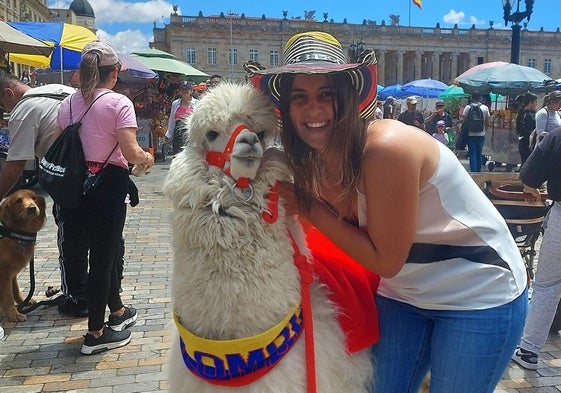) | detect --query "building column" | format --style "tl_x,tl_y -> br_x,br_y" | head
397,50 -> 404,84
377,50 -> 386,86
415,50 -> 422,80
432,51 -> 441,81
450,51 -> 459,83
